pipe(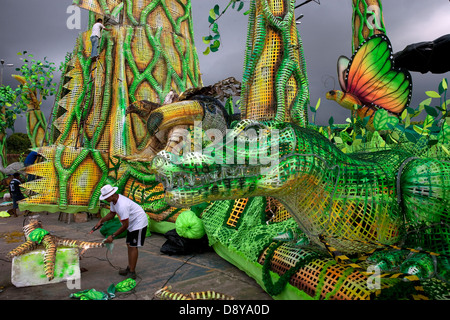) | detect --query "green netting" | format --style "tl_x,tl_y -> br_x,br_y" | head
202,197 -> 299,262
